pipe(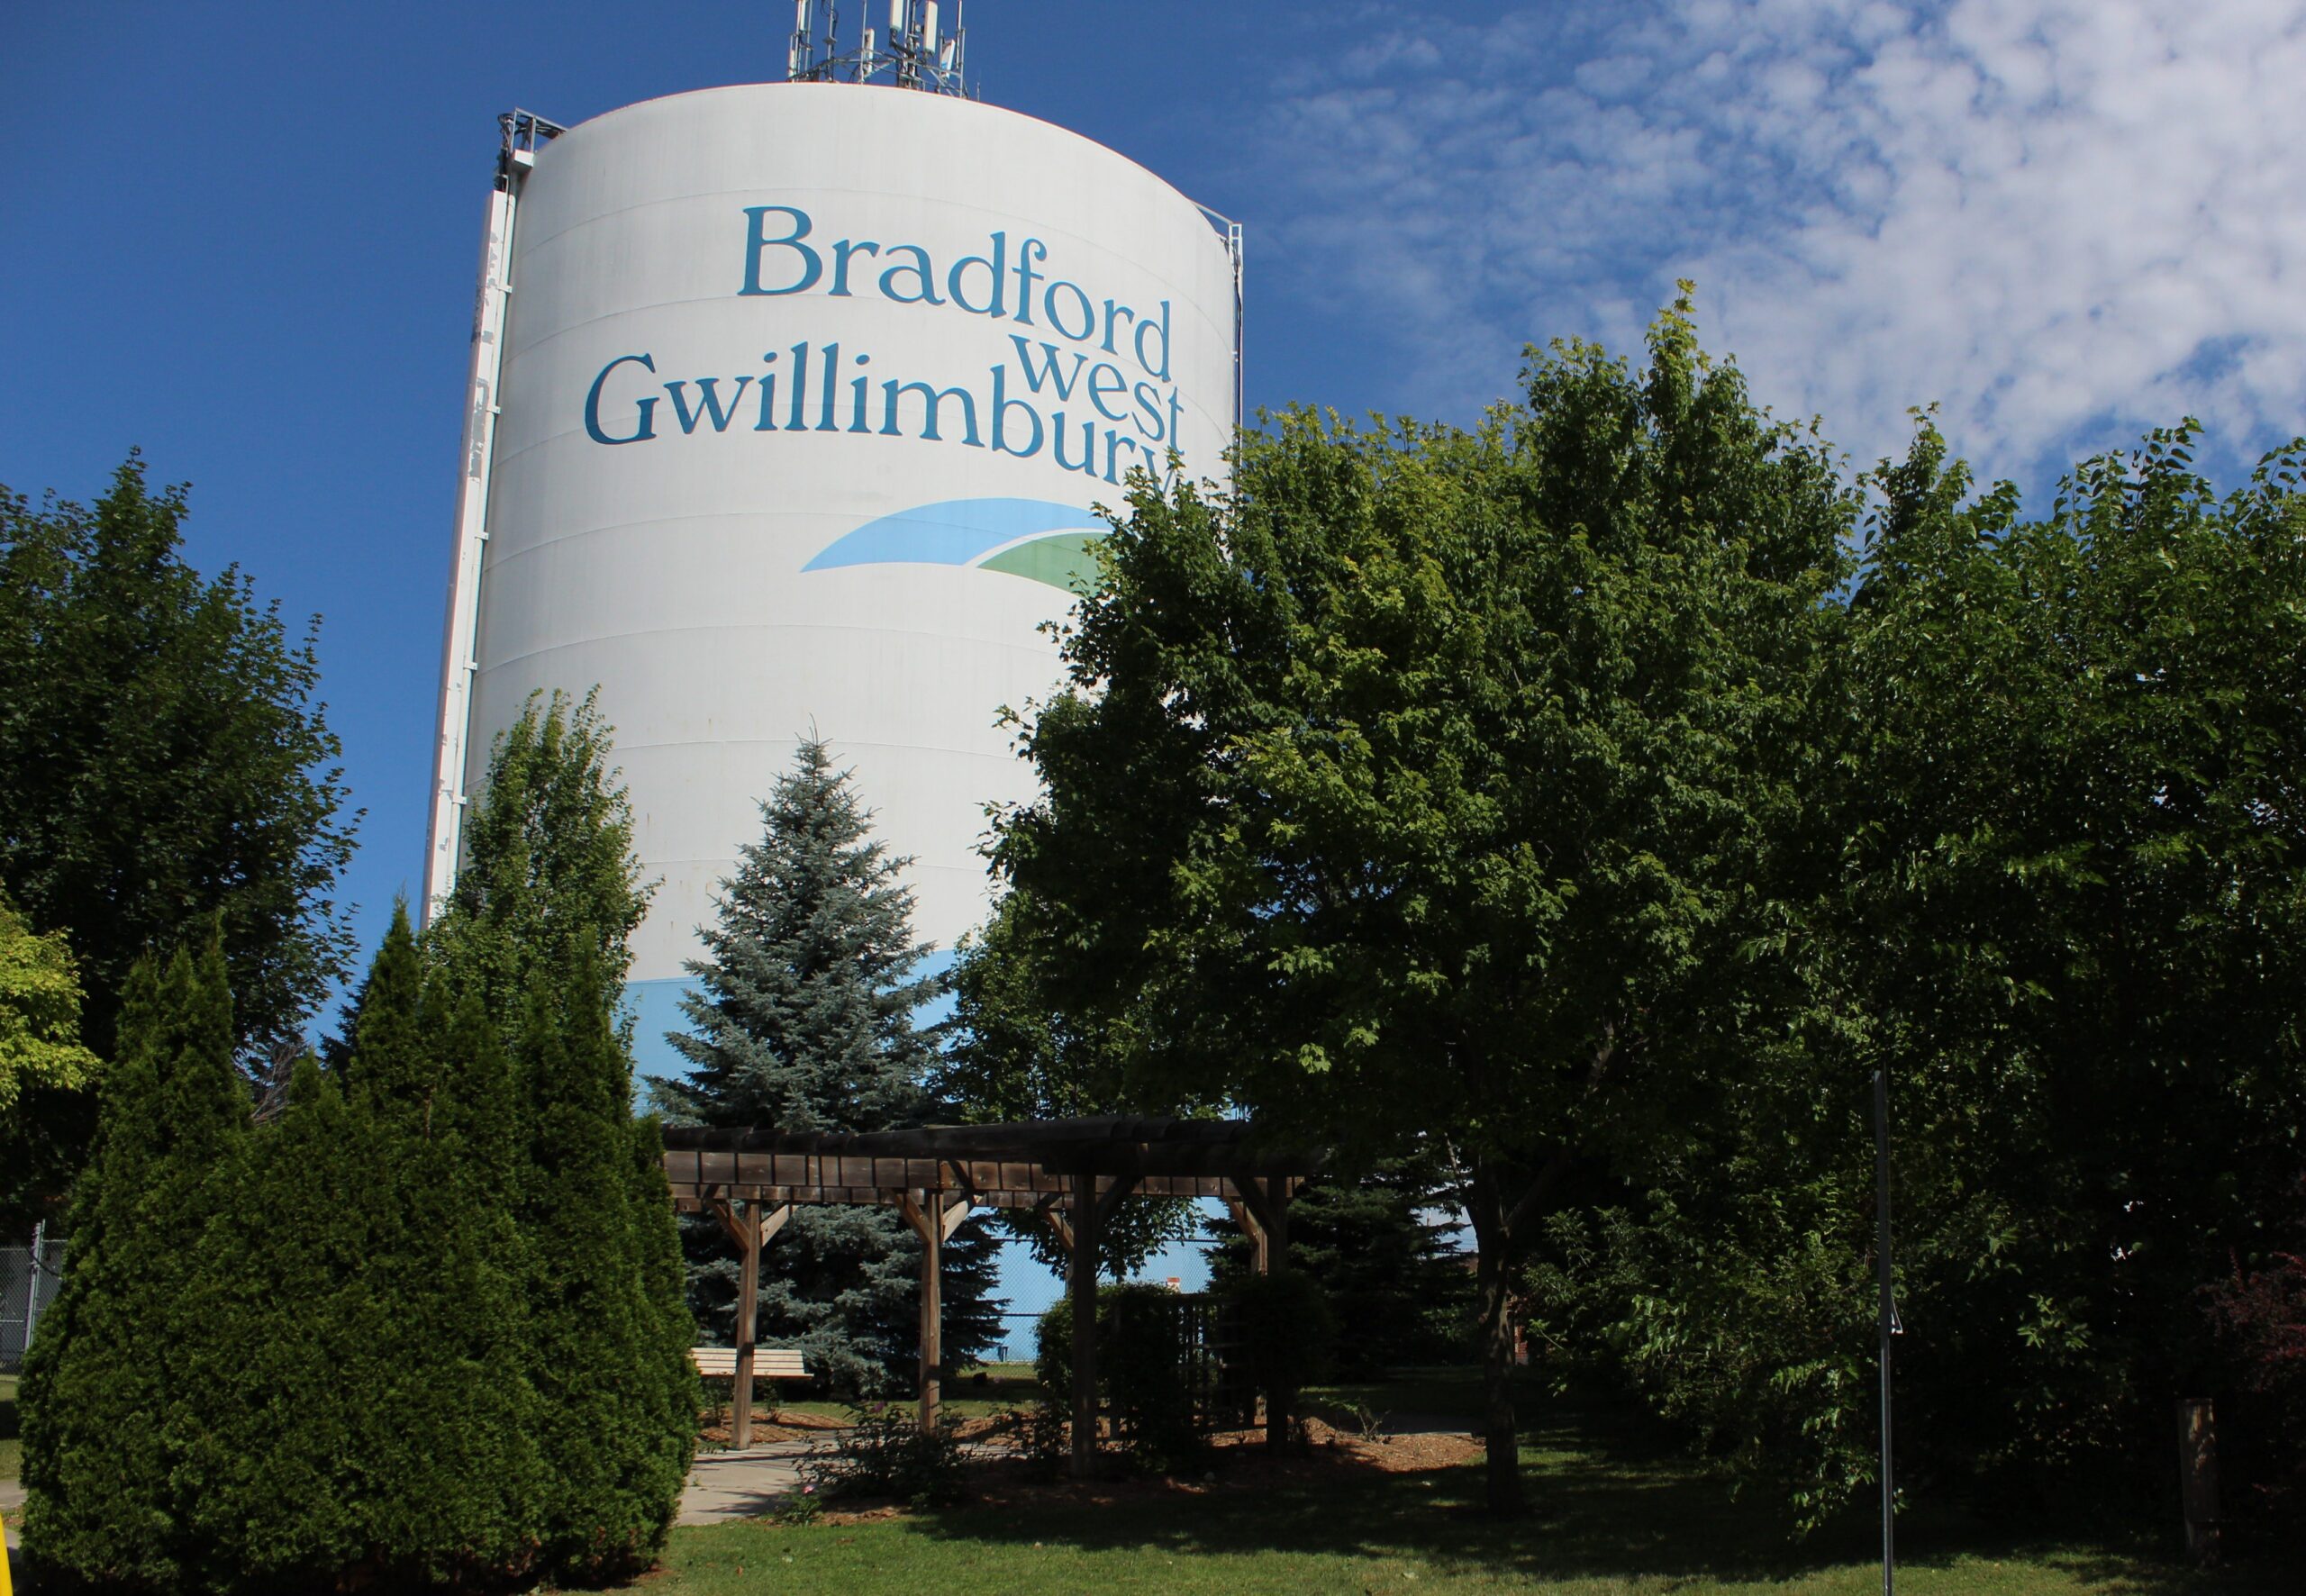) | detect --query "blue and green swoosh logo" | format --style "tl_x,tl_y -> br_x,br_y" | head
803,497 -> 1109,593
